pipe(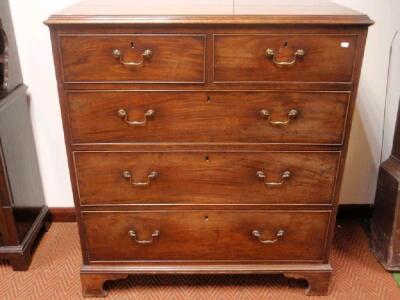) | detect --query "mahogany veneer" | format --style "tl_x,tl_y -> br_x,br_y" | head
60,34 -> 206,83
83,210 -> 331,261
46,0 -> 372,296
67,91 -> 350,144
213,34 -> 358,82
74,151 -> 339,205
